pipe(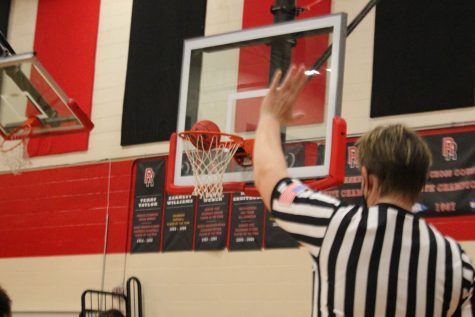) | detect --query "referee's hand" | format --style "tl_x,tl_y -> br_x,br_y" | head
259,64 -> 307,125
